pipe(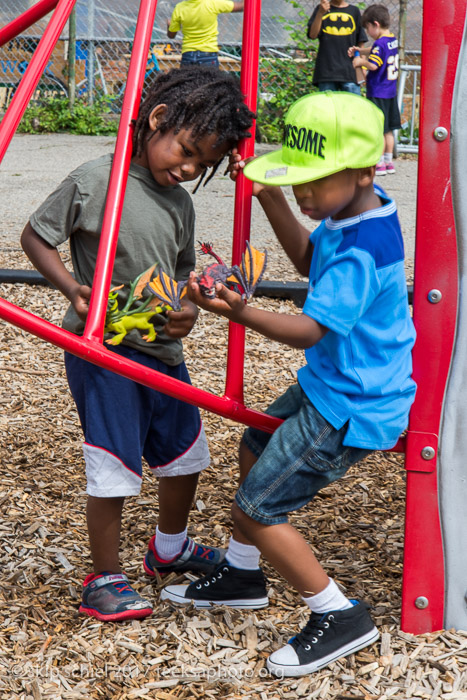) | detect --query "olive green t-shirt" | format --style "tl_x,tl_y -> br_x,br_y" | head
30,153 -> 195,365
